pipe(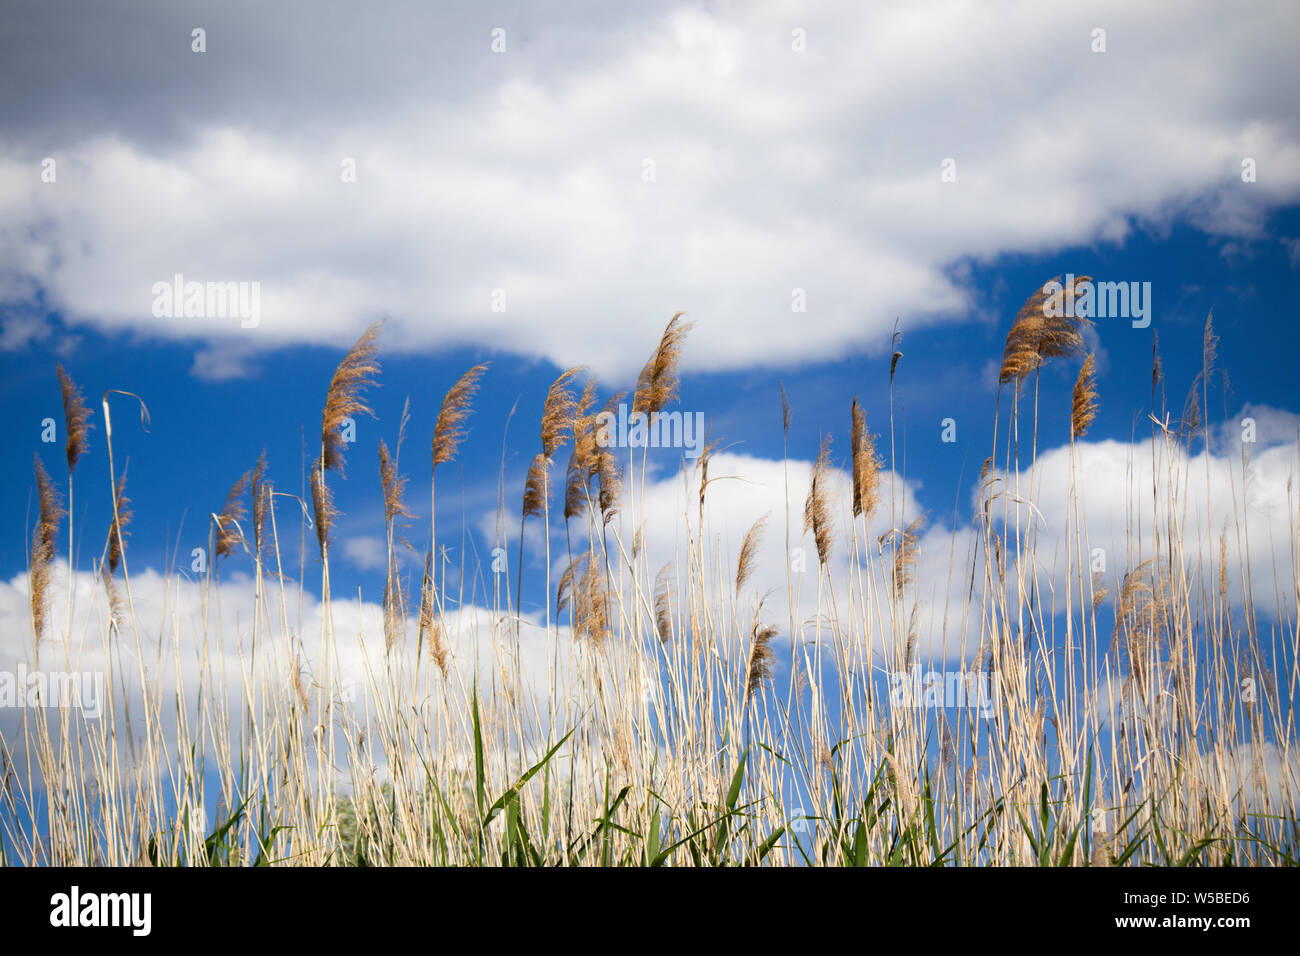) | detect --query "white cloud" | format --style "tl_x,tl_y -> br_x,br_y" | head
0,561 -> 580,798
341,535 -> 388,572
536,420 -> 1299,667
1,1 -> 1298,376
986,423 -> 1300,618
